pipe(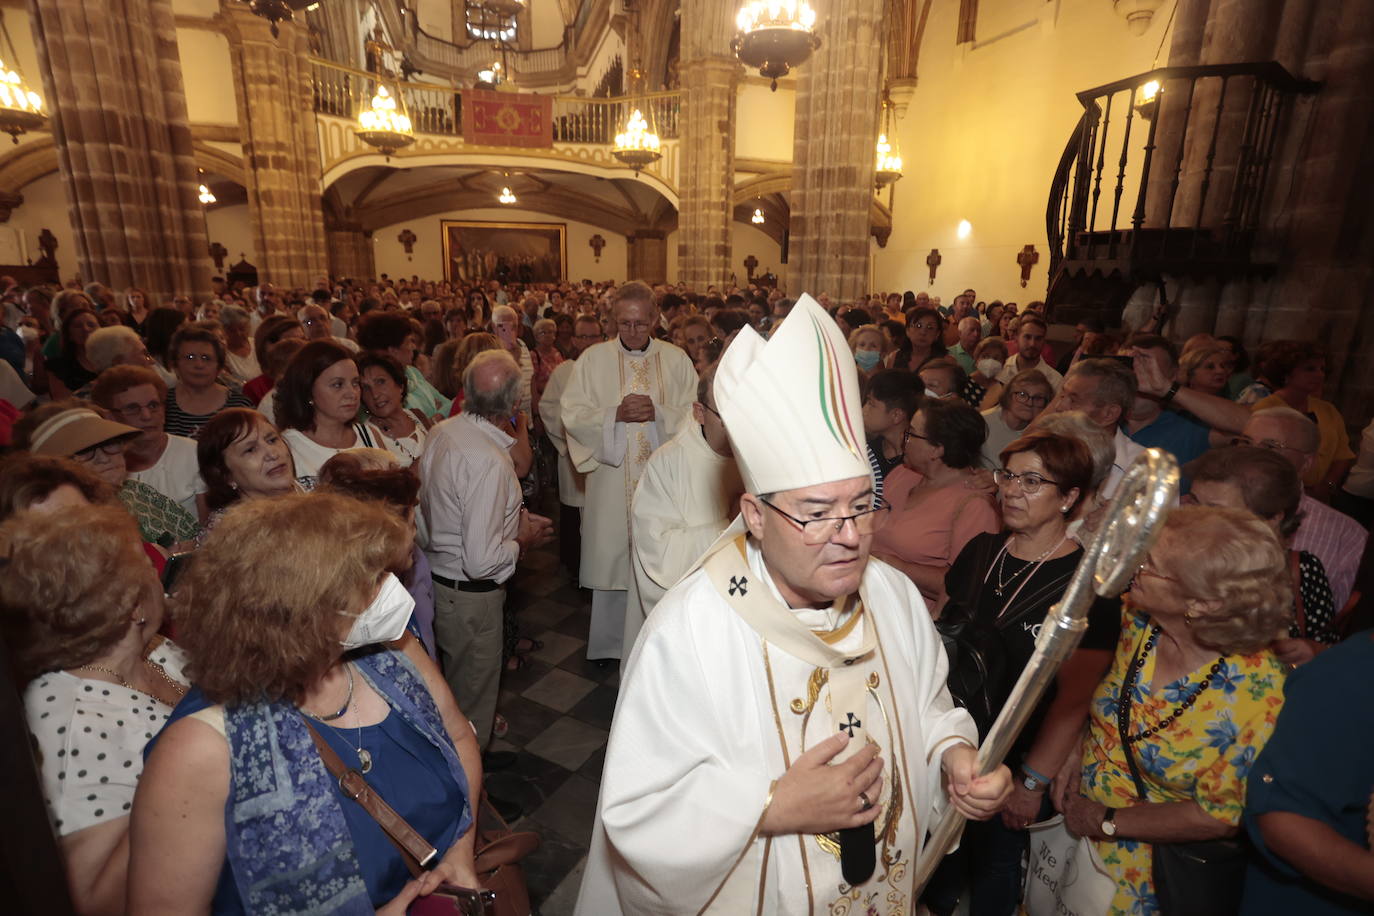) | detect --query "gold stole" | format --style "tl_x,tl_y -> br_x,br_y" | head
698,535 -> 914,915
